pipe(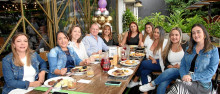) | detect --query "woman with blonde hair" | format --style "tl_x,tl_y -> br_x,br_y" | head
2,32 -> 47,94
139,27 -> 184,94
